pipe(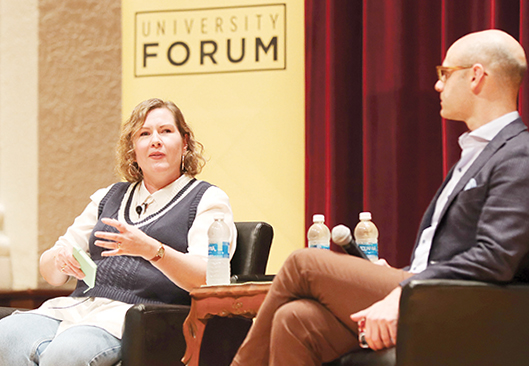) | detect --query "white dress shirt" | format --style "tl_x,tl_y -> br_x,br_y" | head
409,112 -> 520,273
